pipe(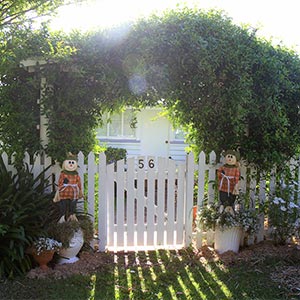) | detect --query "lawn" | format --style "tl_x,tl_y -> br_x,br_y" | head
0,242 -> 299,300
